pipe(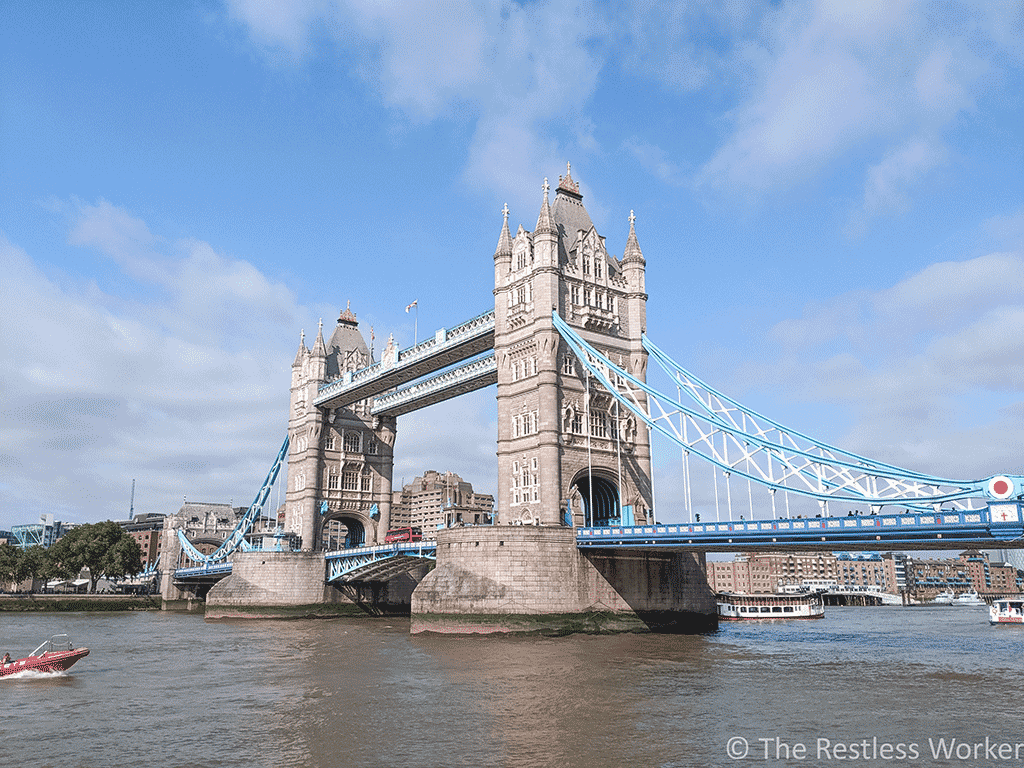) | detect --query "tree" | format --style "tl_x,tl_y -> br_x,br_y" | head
46,521 -> 143,593
22,545 -> 51,586
0,543 -> 20,589
0,544 -> 50,591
